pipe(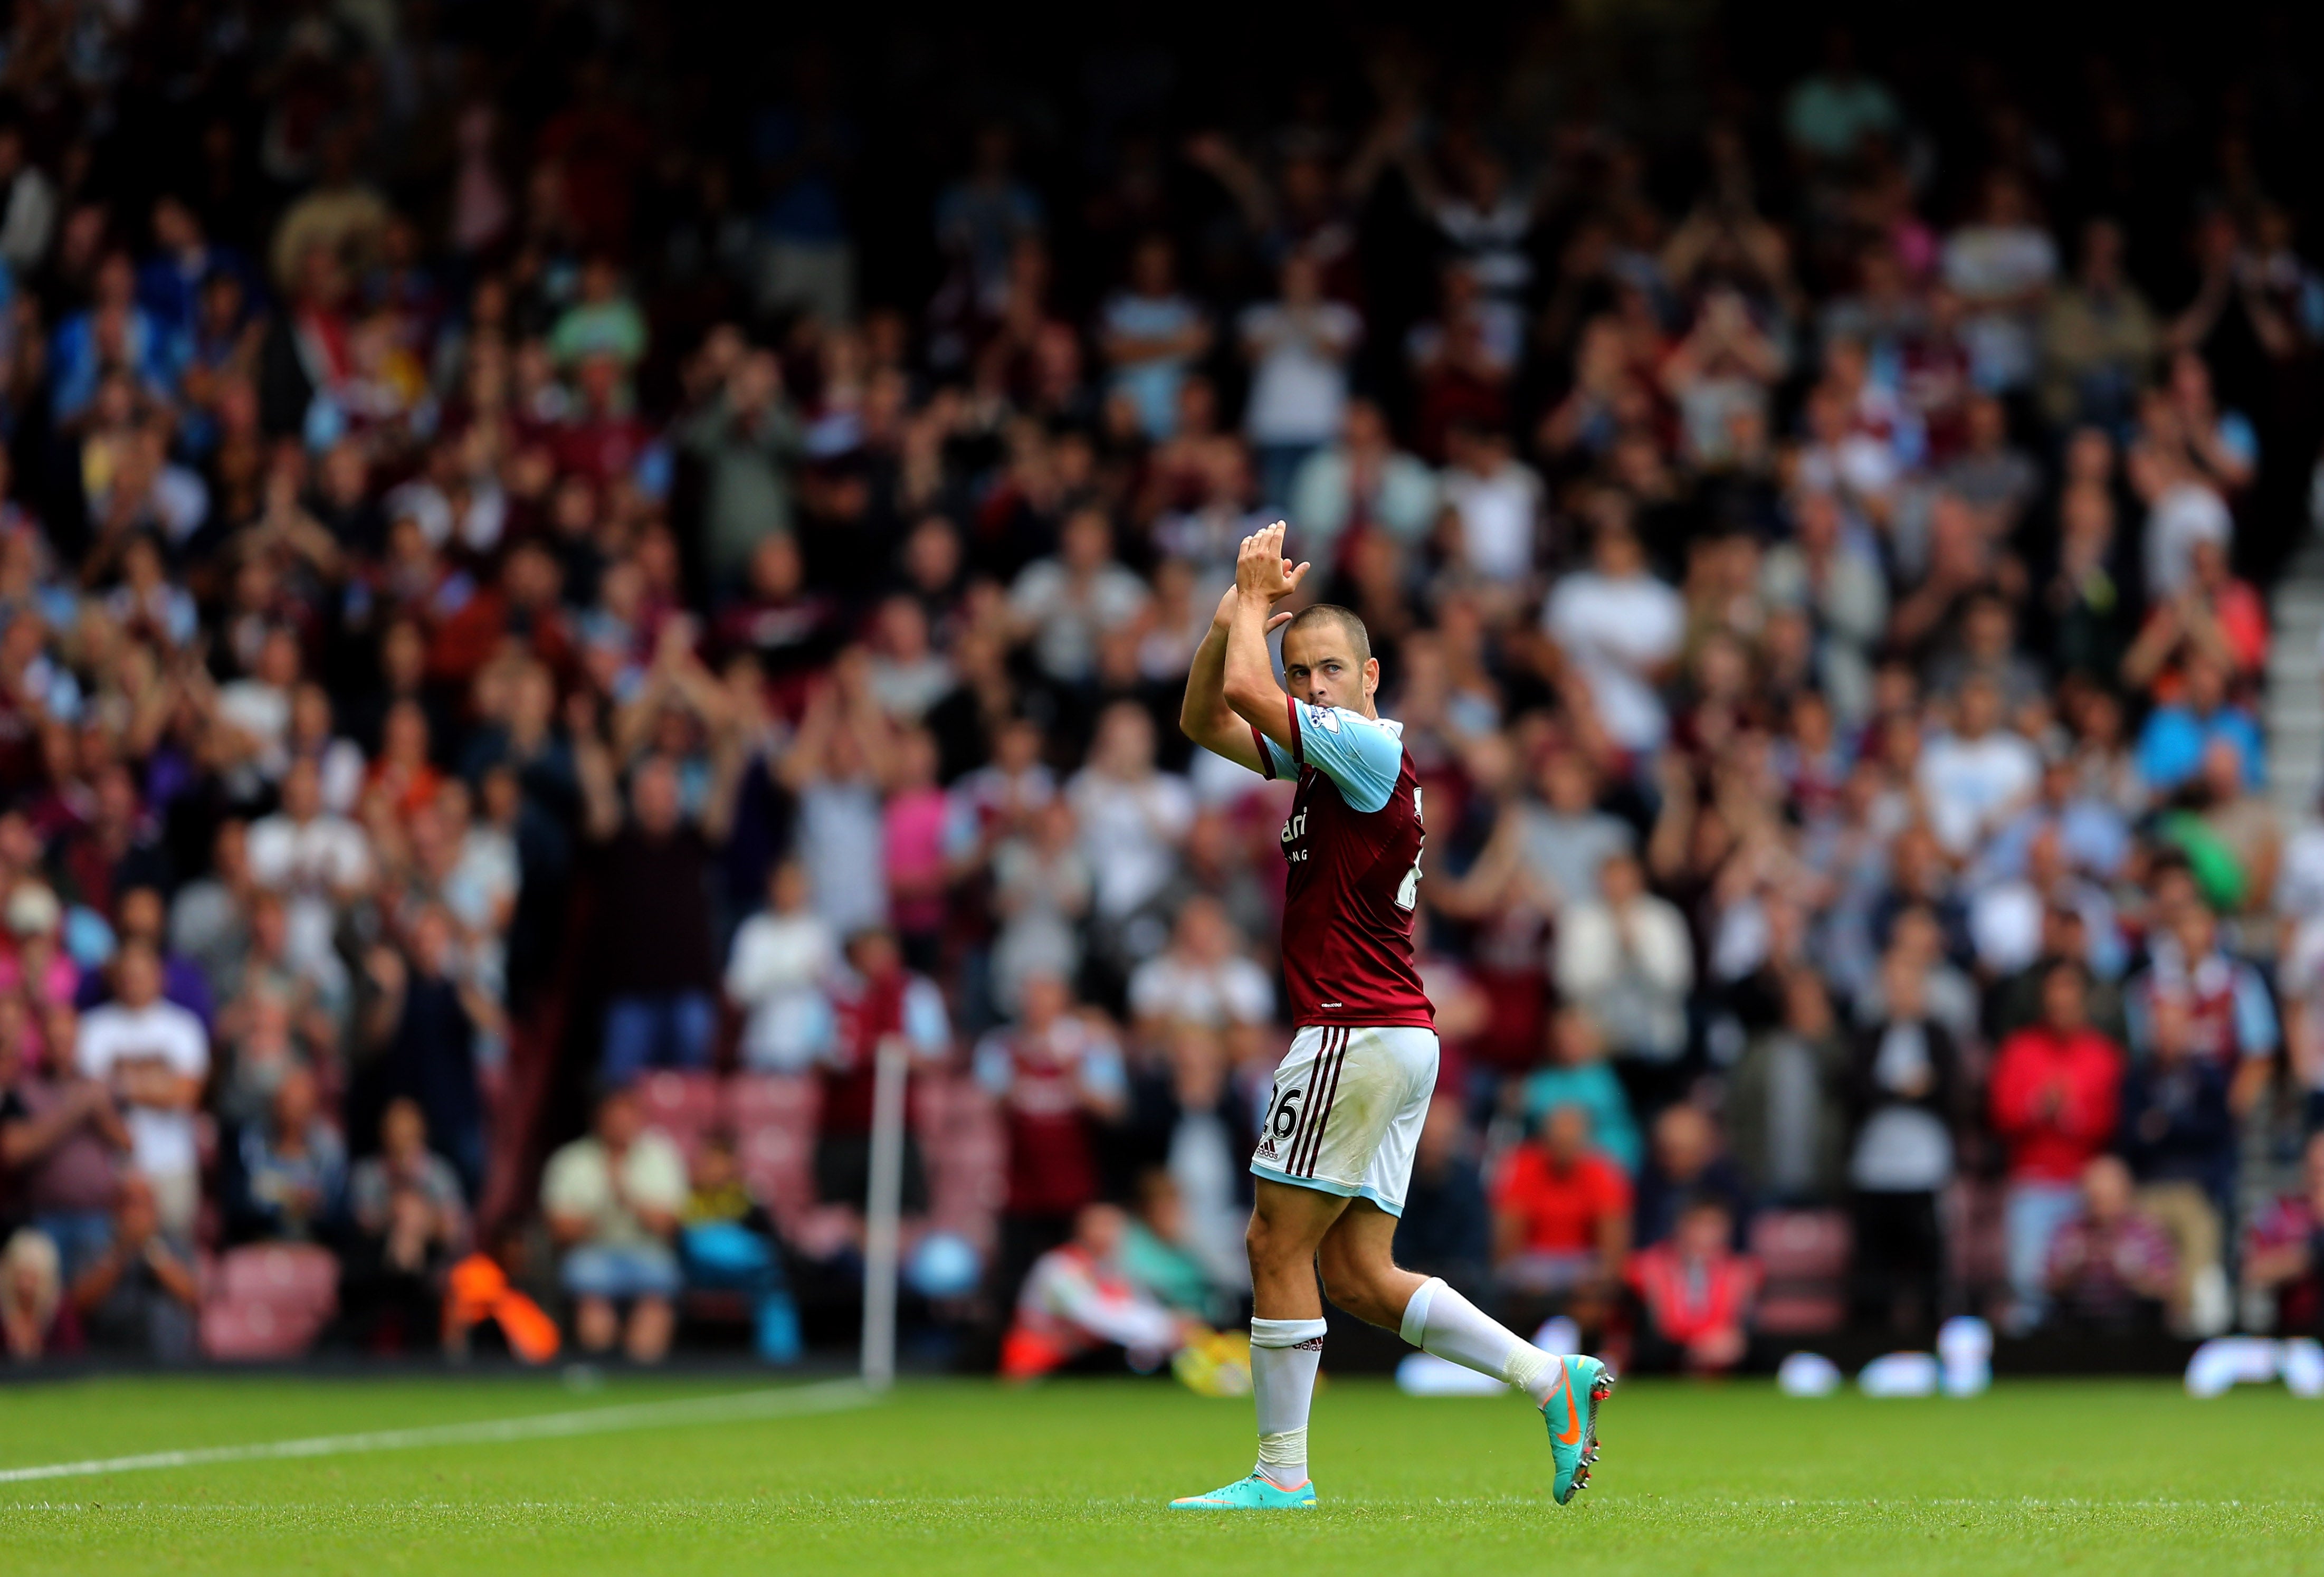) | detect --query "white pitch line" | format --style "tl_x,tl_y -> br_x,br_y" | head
0,1378 -> 873,1486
